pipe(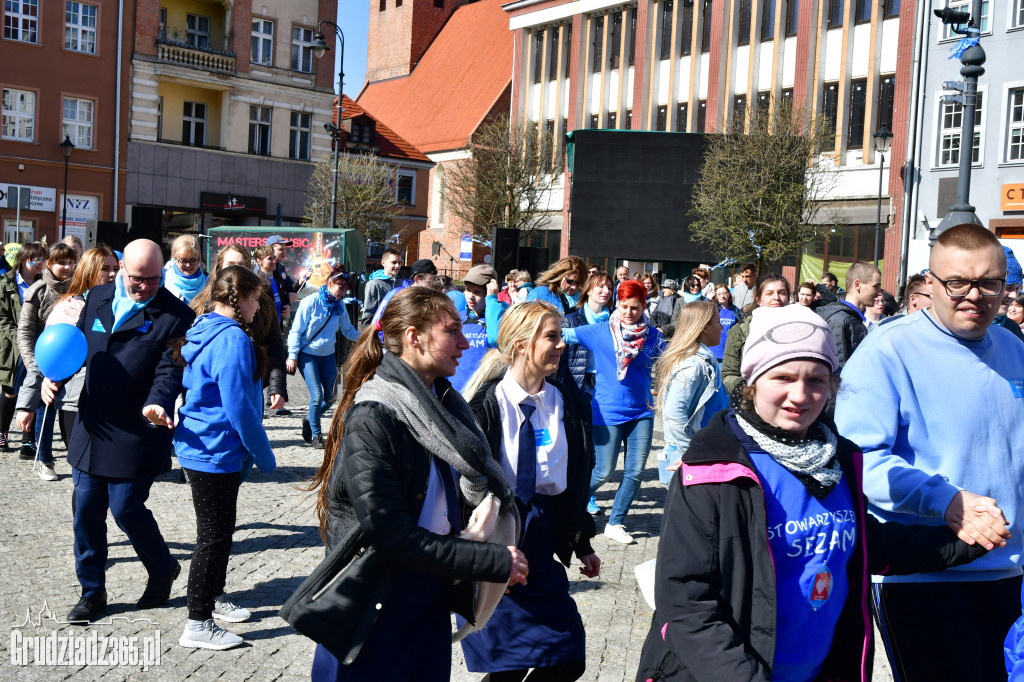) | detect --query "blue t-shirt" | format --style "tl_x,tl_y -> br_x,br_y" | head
450,310 -> 490,394
571,322 -> 663,425
447,289 -> 467,314
709,306 -> 738,360
268,276 -> 282,320
736,422 -> 856,682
